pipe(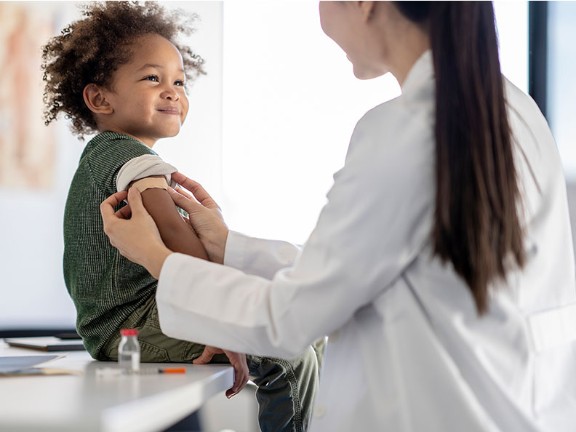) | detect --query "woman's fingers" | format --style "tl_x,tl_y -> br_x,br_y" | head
100,190 -> 128,219
172,183 -> 195,201
168,174 -> 229,264
127,186 -> 146,213
100,191 -> 129,237
167,187 -> 203,215
100,187 -> 169,275
99,190 -> 132,220
171,172 -> 220,210
115,204 -> 132,220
